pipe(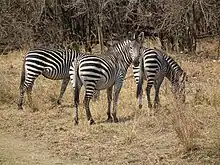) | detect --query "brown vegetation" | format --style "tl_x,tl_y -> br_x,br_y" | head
0,0 -> 220,54
0,39 -> 220,164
